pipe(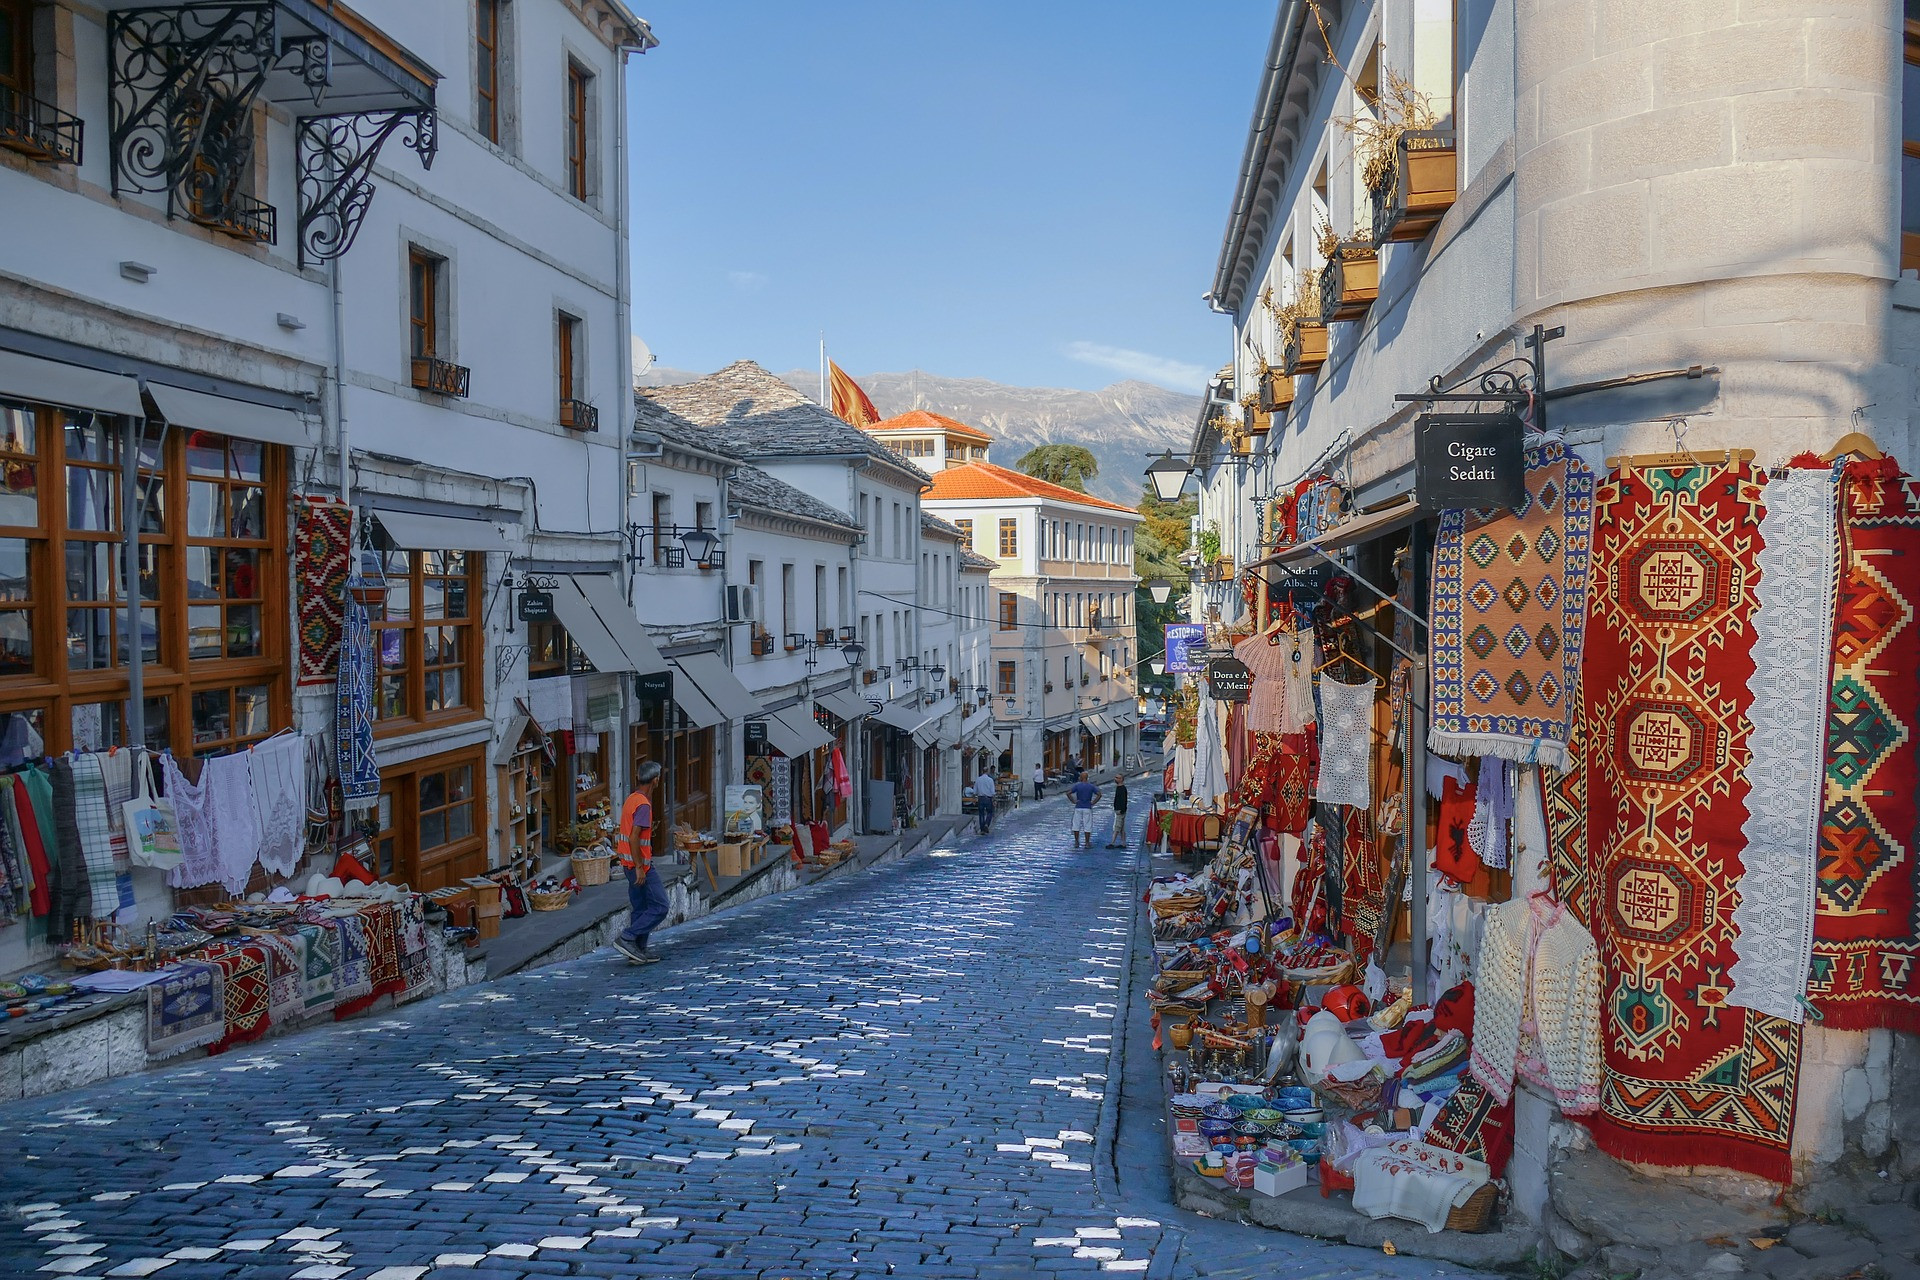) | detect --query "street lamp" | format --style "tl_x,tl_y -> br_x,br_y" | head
974,685 -> 989,702
679,526 -> 718,563
1146,452 -> 1192,503
1150,656 -> 1166,676
840,641 -> 865,667
928,664 -> 947,684
1145,577 -> 1174,604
